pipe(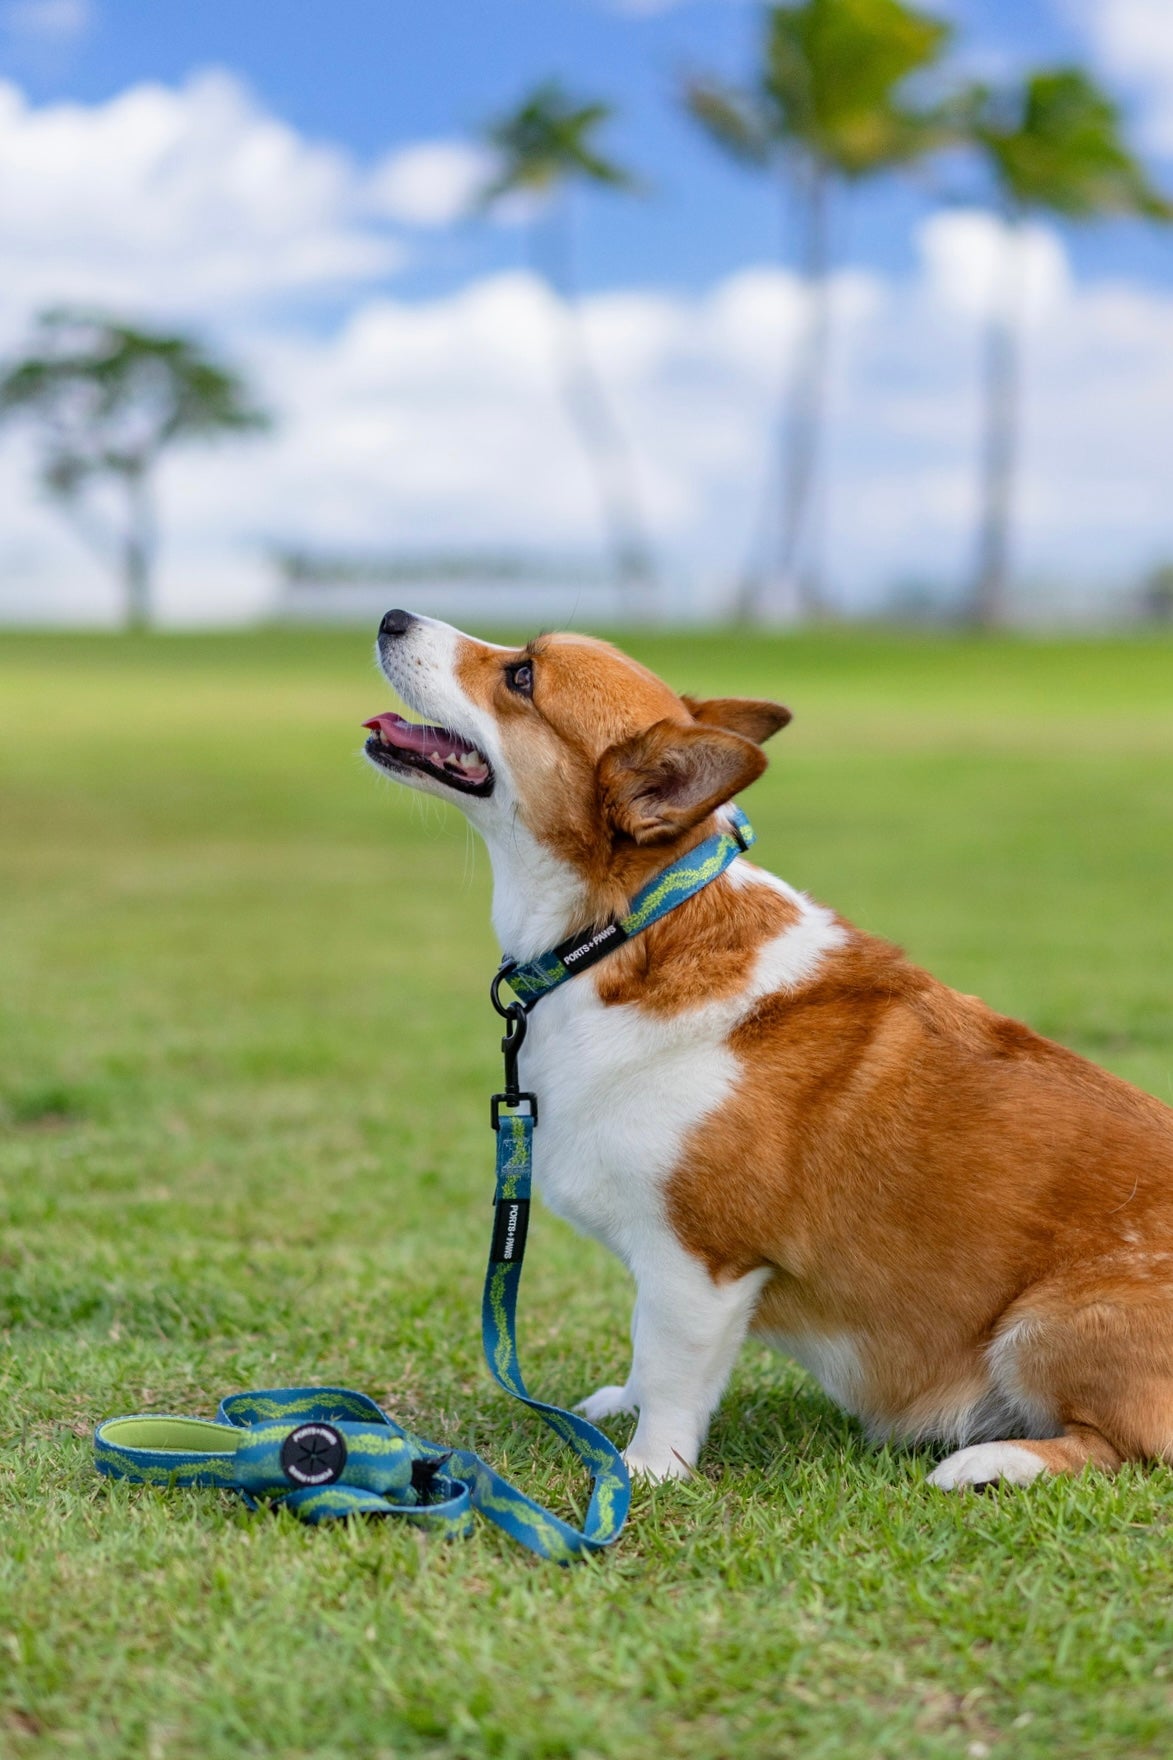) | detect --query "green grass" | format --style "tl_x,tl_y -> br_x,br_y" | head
2,624 -> 1173,1760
